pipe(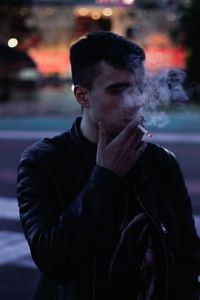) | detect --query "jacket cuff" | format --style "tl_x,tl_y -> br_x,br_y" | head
89,165 -> 125,191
